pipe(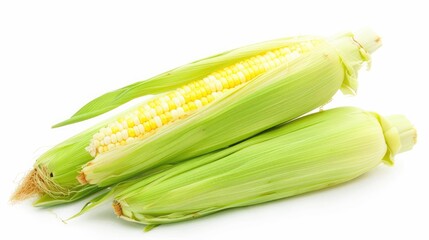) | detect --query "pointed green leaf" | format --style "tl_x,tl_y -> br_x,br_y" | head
66,190 -> 113,220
